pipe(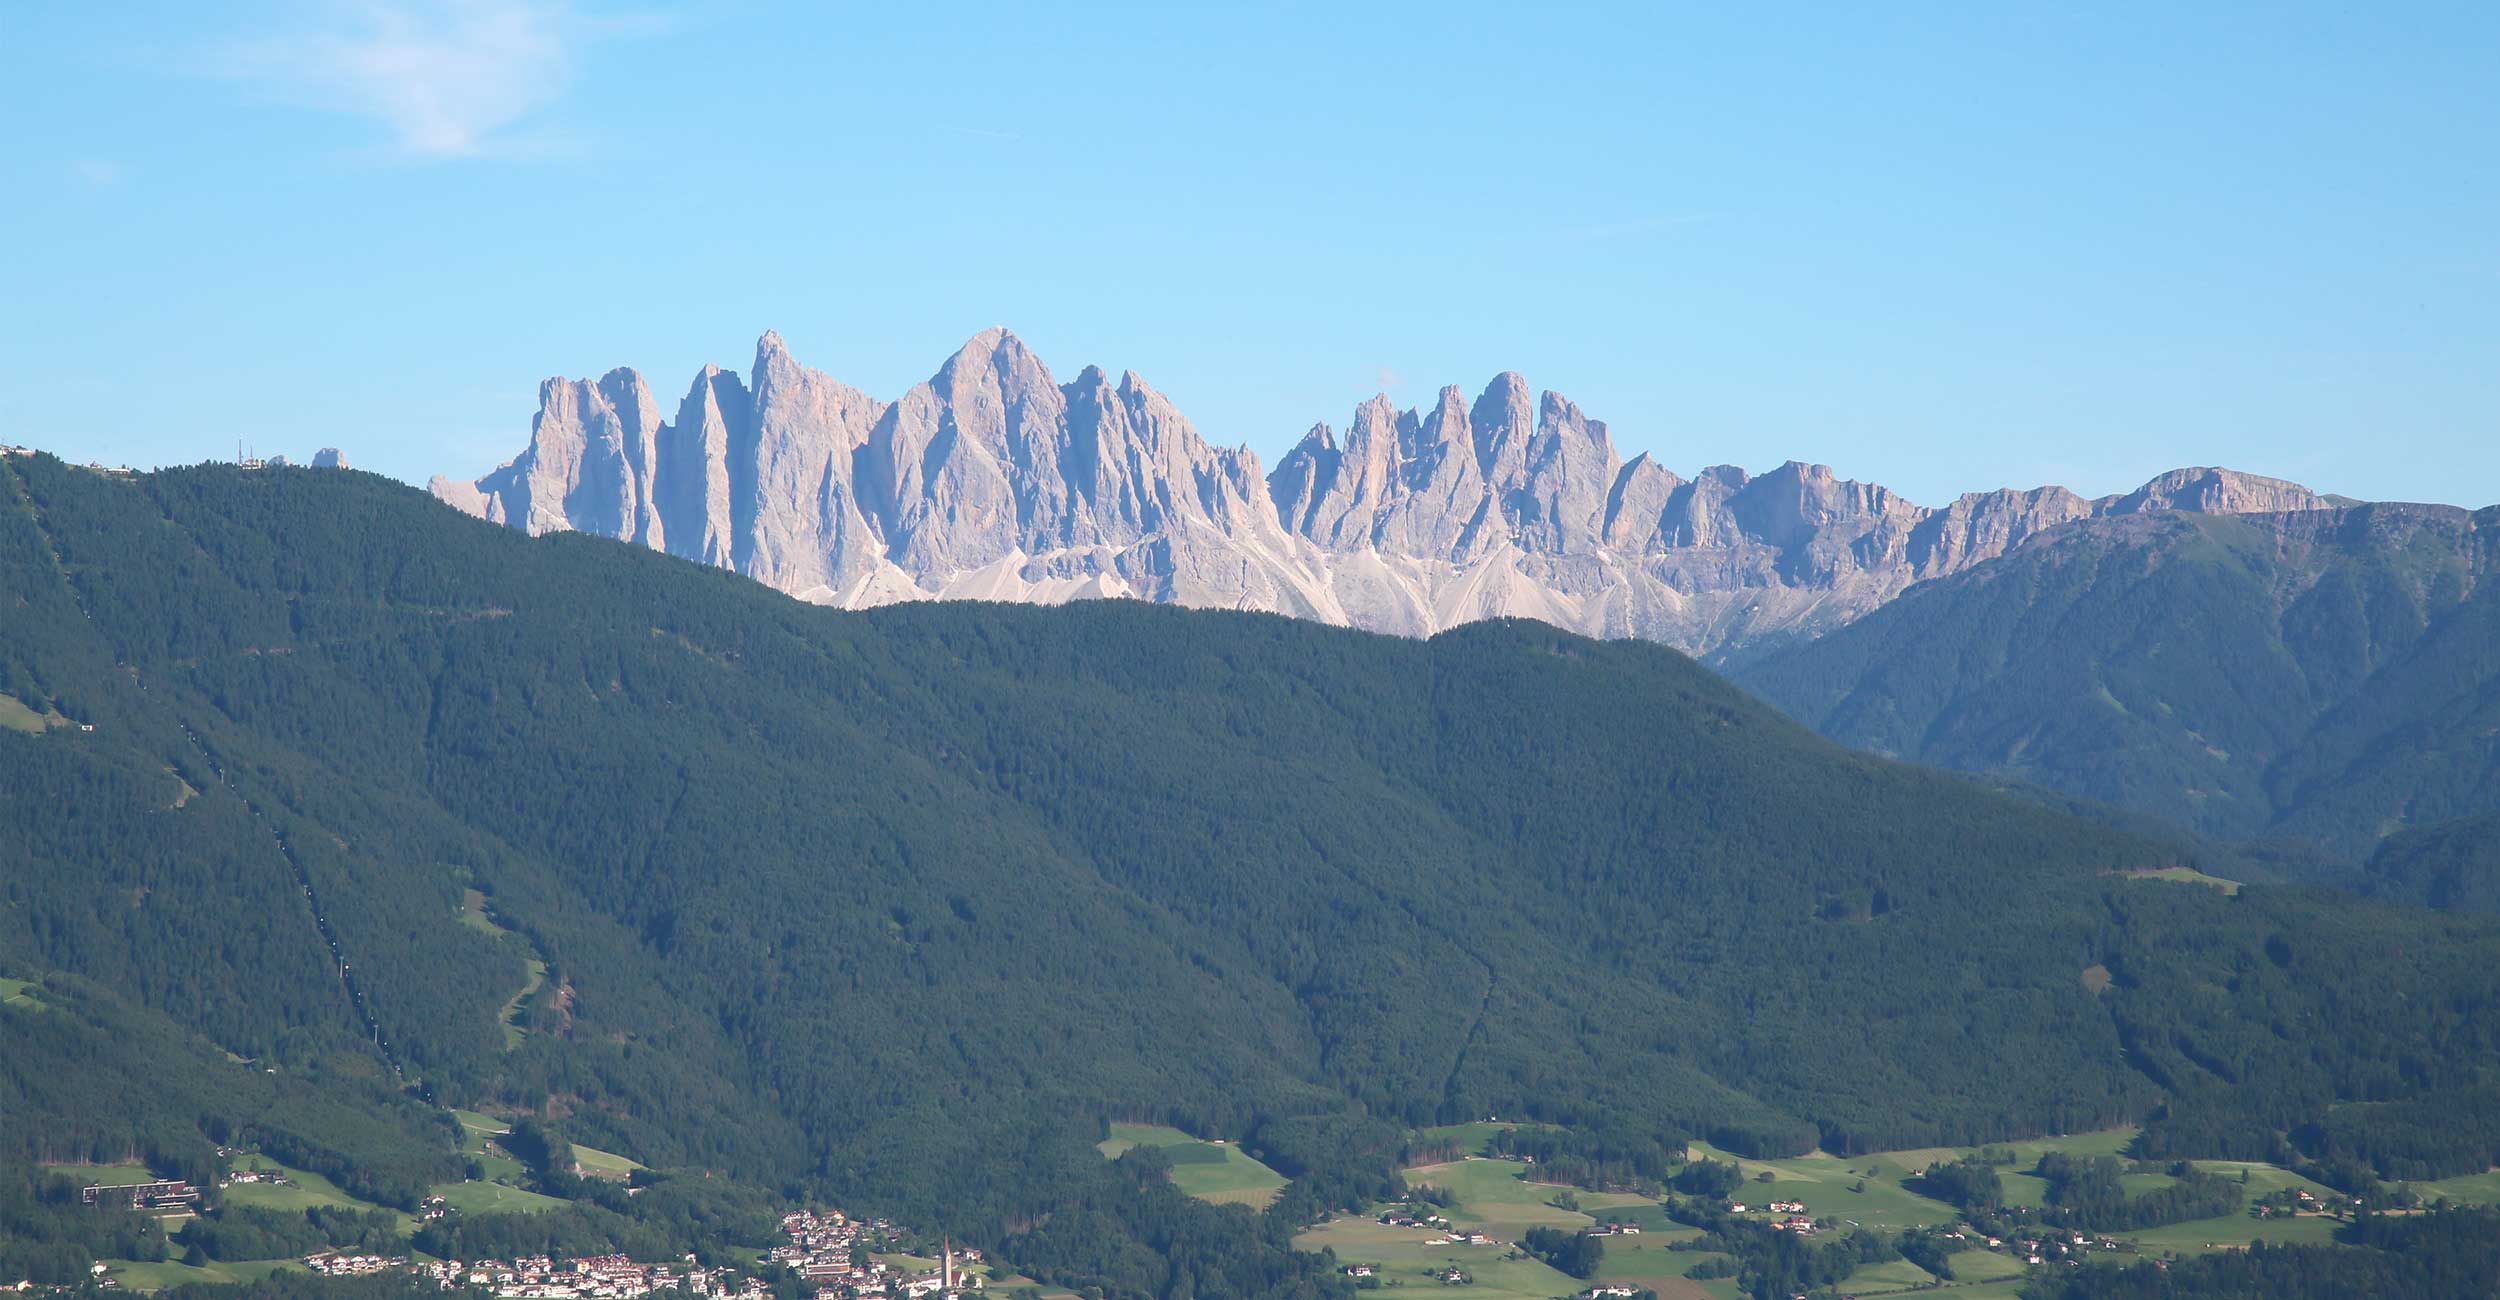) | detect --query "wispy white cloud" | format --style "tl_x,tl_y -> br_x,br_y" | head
70,159 -> 124,186
218,1 -> 666,159
1372,365 -> 1405,393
